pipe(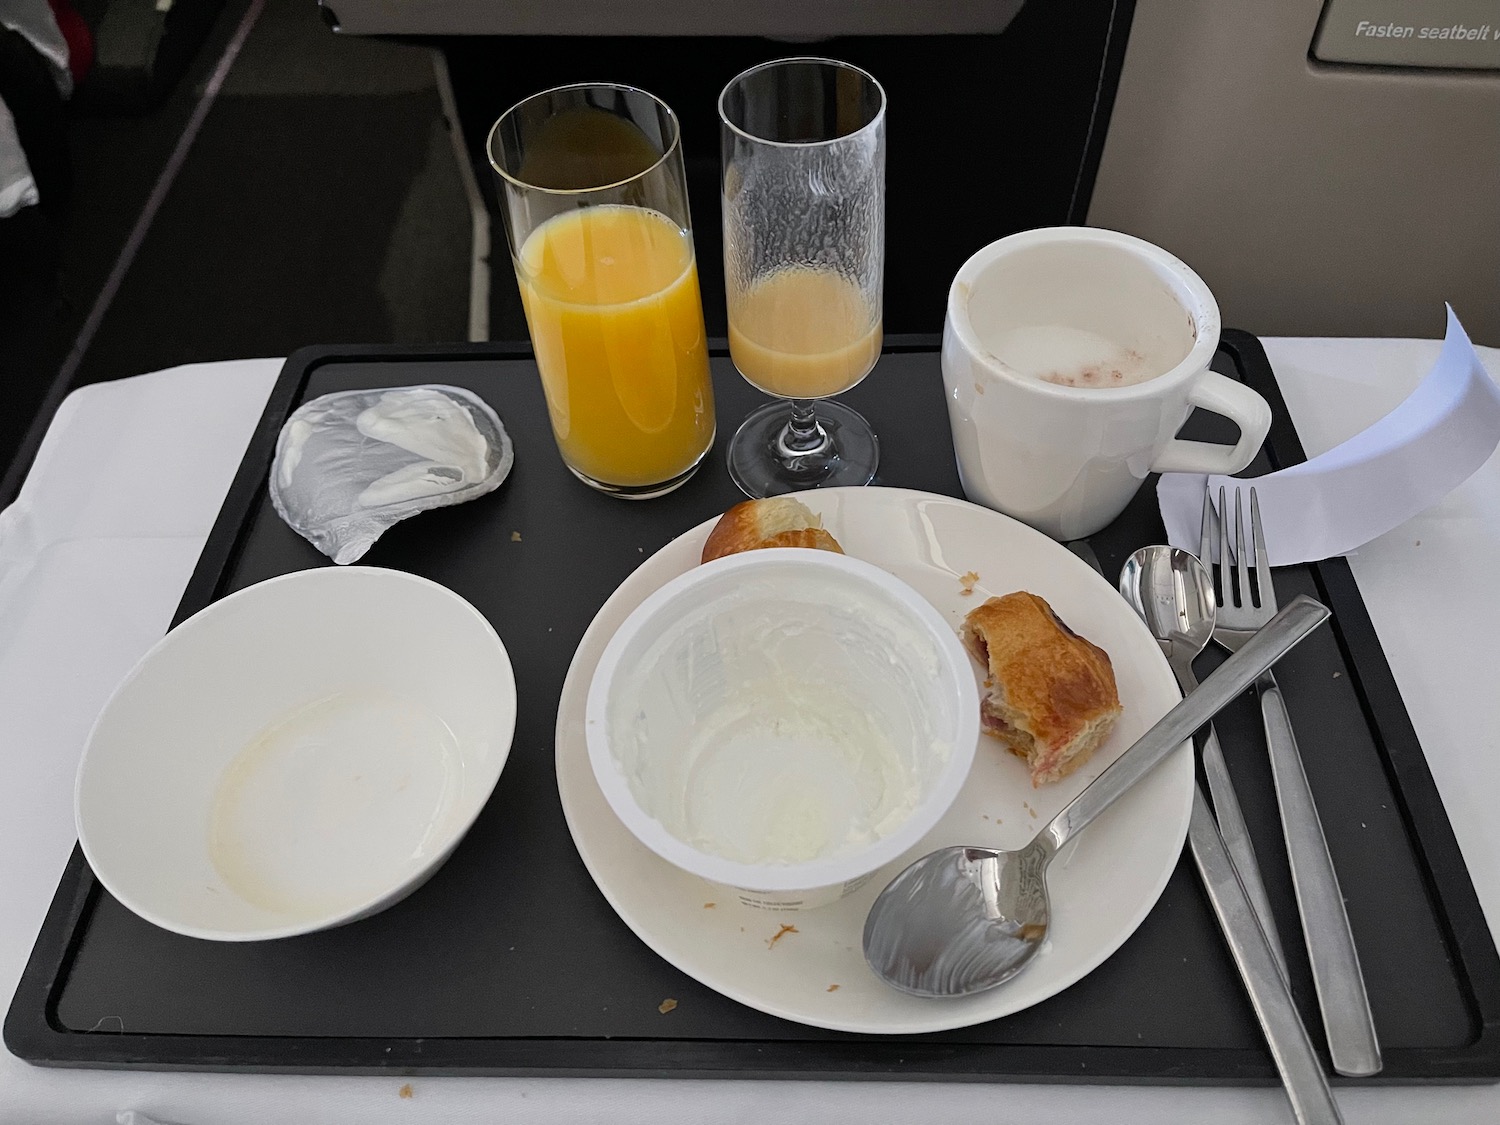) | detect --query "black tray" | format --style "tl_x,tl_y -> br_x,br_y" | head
9,334 -> 1500,1082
